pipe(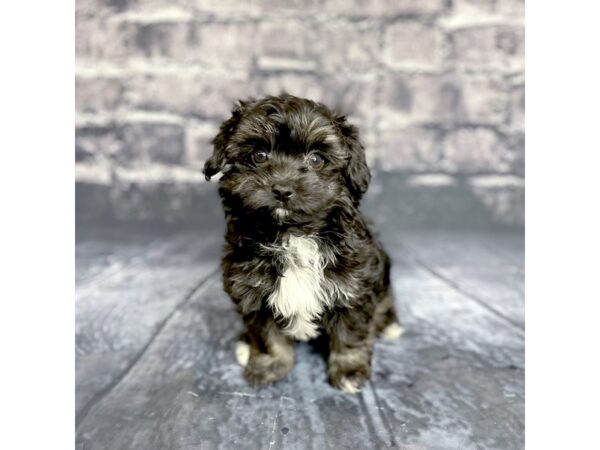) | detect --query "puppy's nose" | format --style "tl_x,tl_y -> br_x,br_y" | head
272,184 -> 294,202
